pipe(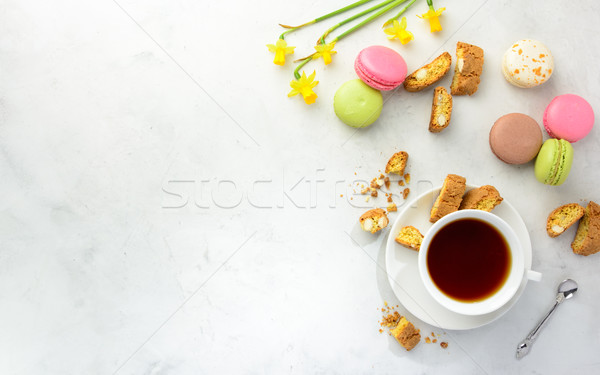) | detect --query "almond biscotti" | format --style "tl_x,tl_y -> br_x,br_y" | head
430,174 -> 467,223
391,316 -> 421,351
546,203 -> 585,238
395,226 -> 424,251
429,86 -> 452,132
450,42 -> 484,96
571,201 -> 600,256
403,52 -> 452,92
385,151 -> 408,175
359,208 -> 389,234
459,185 -> 503,212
